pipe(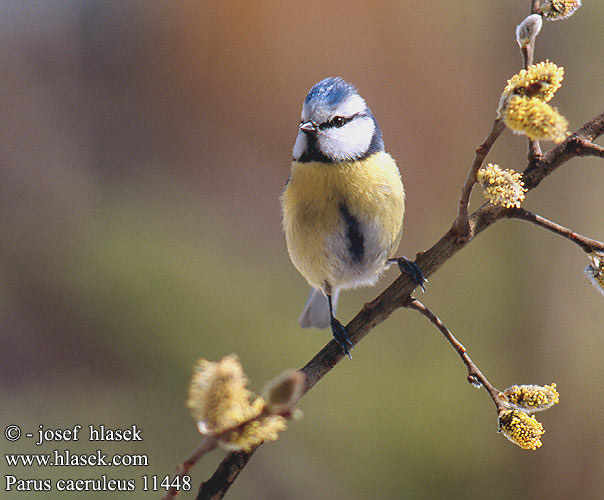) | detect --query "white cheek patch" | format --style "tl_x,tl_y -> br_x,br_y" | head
318,116 -> 375,161
292,131 -> 307,160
